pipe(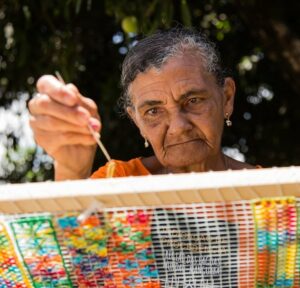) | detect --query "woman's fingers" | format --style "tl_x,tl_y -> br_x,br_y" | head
29,115 -> 101,134
36,75 -> 79,107
33,128 -> 97,154
29,93 -> 100,128
78,93 -> 100,119
31,75 -> 101,129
